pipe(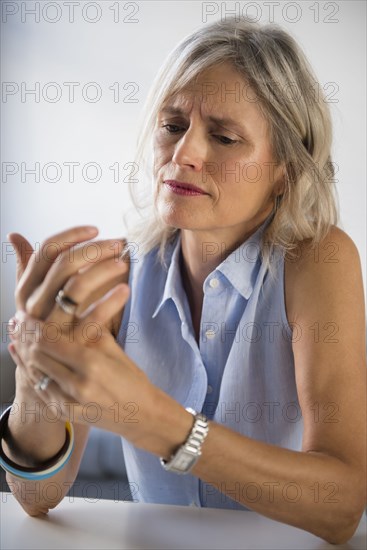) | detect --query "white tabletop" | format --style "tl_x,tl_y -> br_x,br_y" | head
1,492 -> 366,550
